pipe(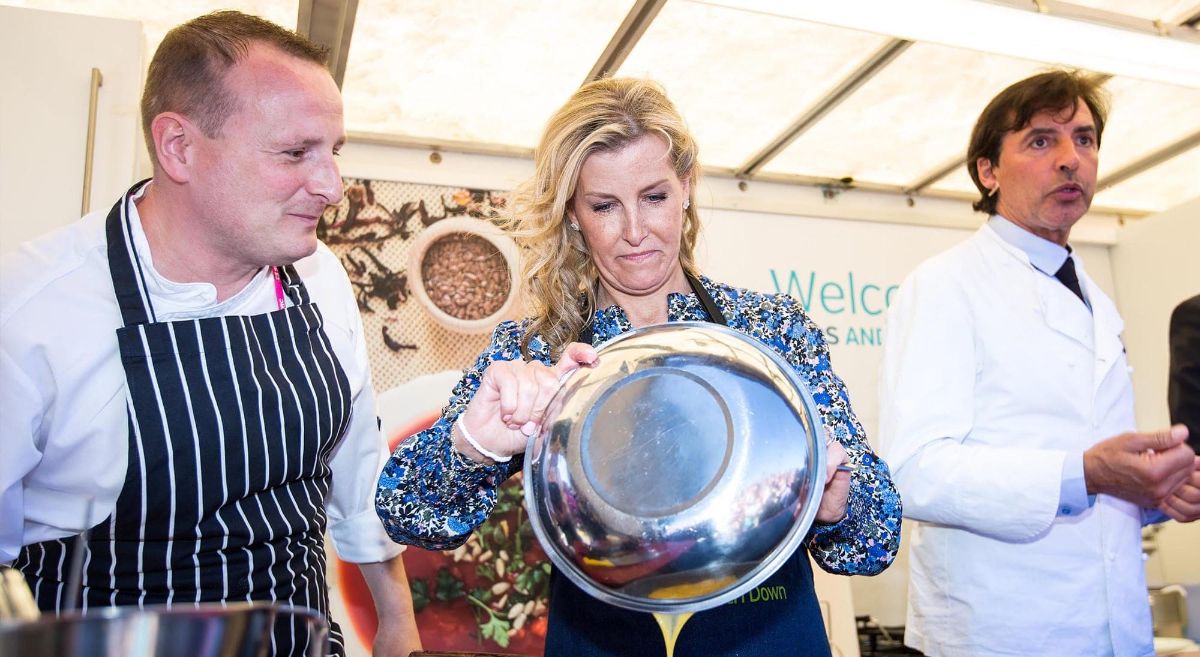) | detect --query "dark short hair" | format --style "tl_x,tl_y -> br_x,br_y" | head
966,70 -> 1109,215
140,11 -> 328,158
